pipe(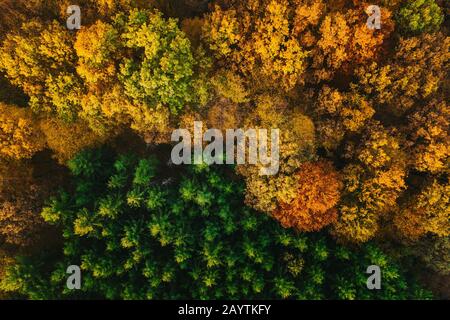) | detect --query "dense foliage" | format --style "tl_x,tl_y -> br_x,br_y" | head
0,0 -> 448,300
0,150 -> 432,299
